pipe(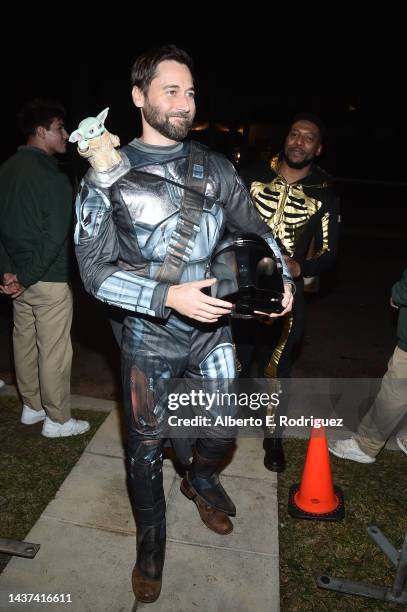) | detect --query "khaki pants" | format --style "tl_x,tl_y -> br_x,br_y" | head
13,282 -> 73,424
356,346 -> 407,457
